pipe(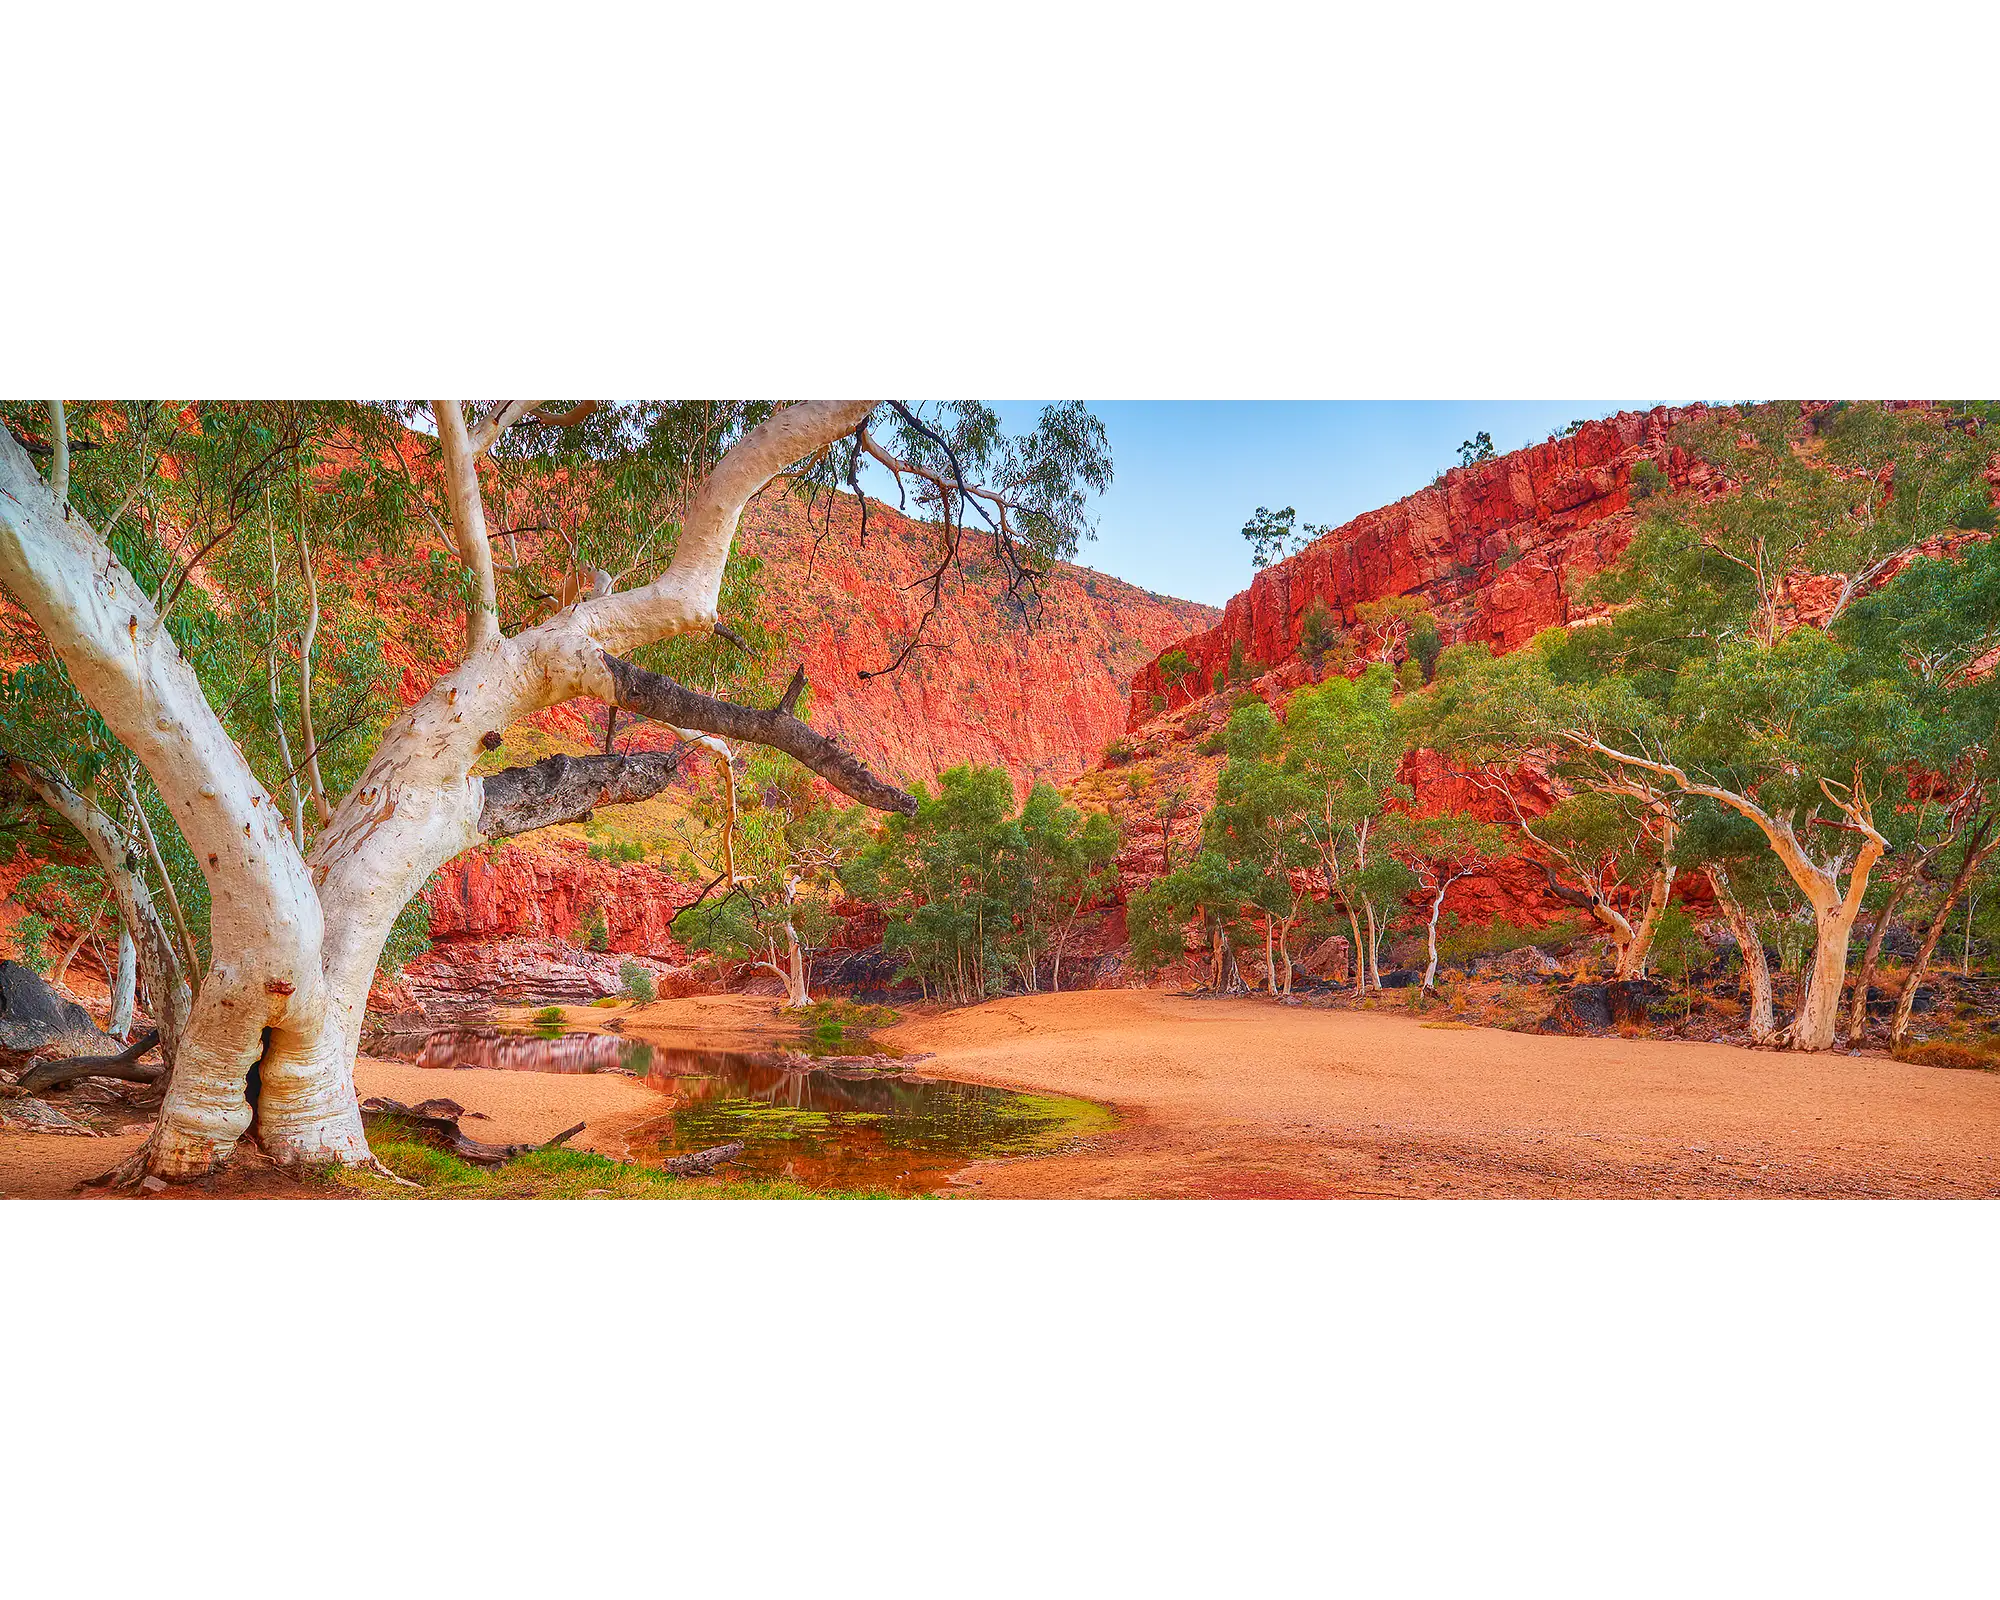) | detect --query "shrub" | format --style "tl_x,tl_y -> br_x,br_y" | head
577,905 -> 609,951
587,838 -> 646,864
1410,616 -> 1444,681
1630,458 -> 1668,500
1150,693 -> 1167,713
1648,904 -> 1705,982
619,959 -> 657,1003
532,1005 -> 566,1024
1439,915 -> 1584,963
1102,738 -> 1135,766
1197,729 -> 1226,756
1211,669 -> 1227,695
9,911 -> 54,975
1298,601 -> 1339,670
1397,658 -> 1424,692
